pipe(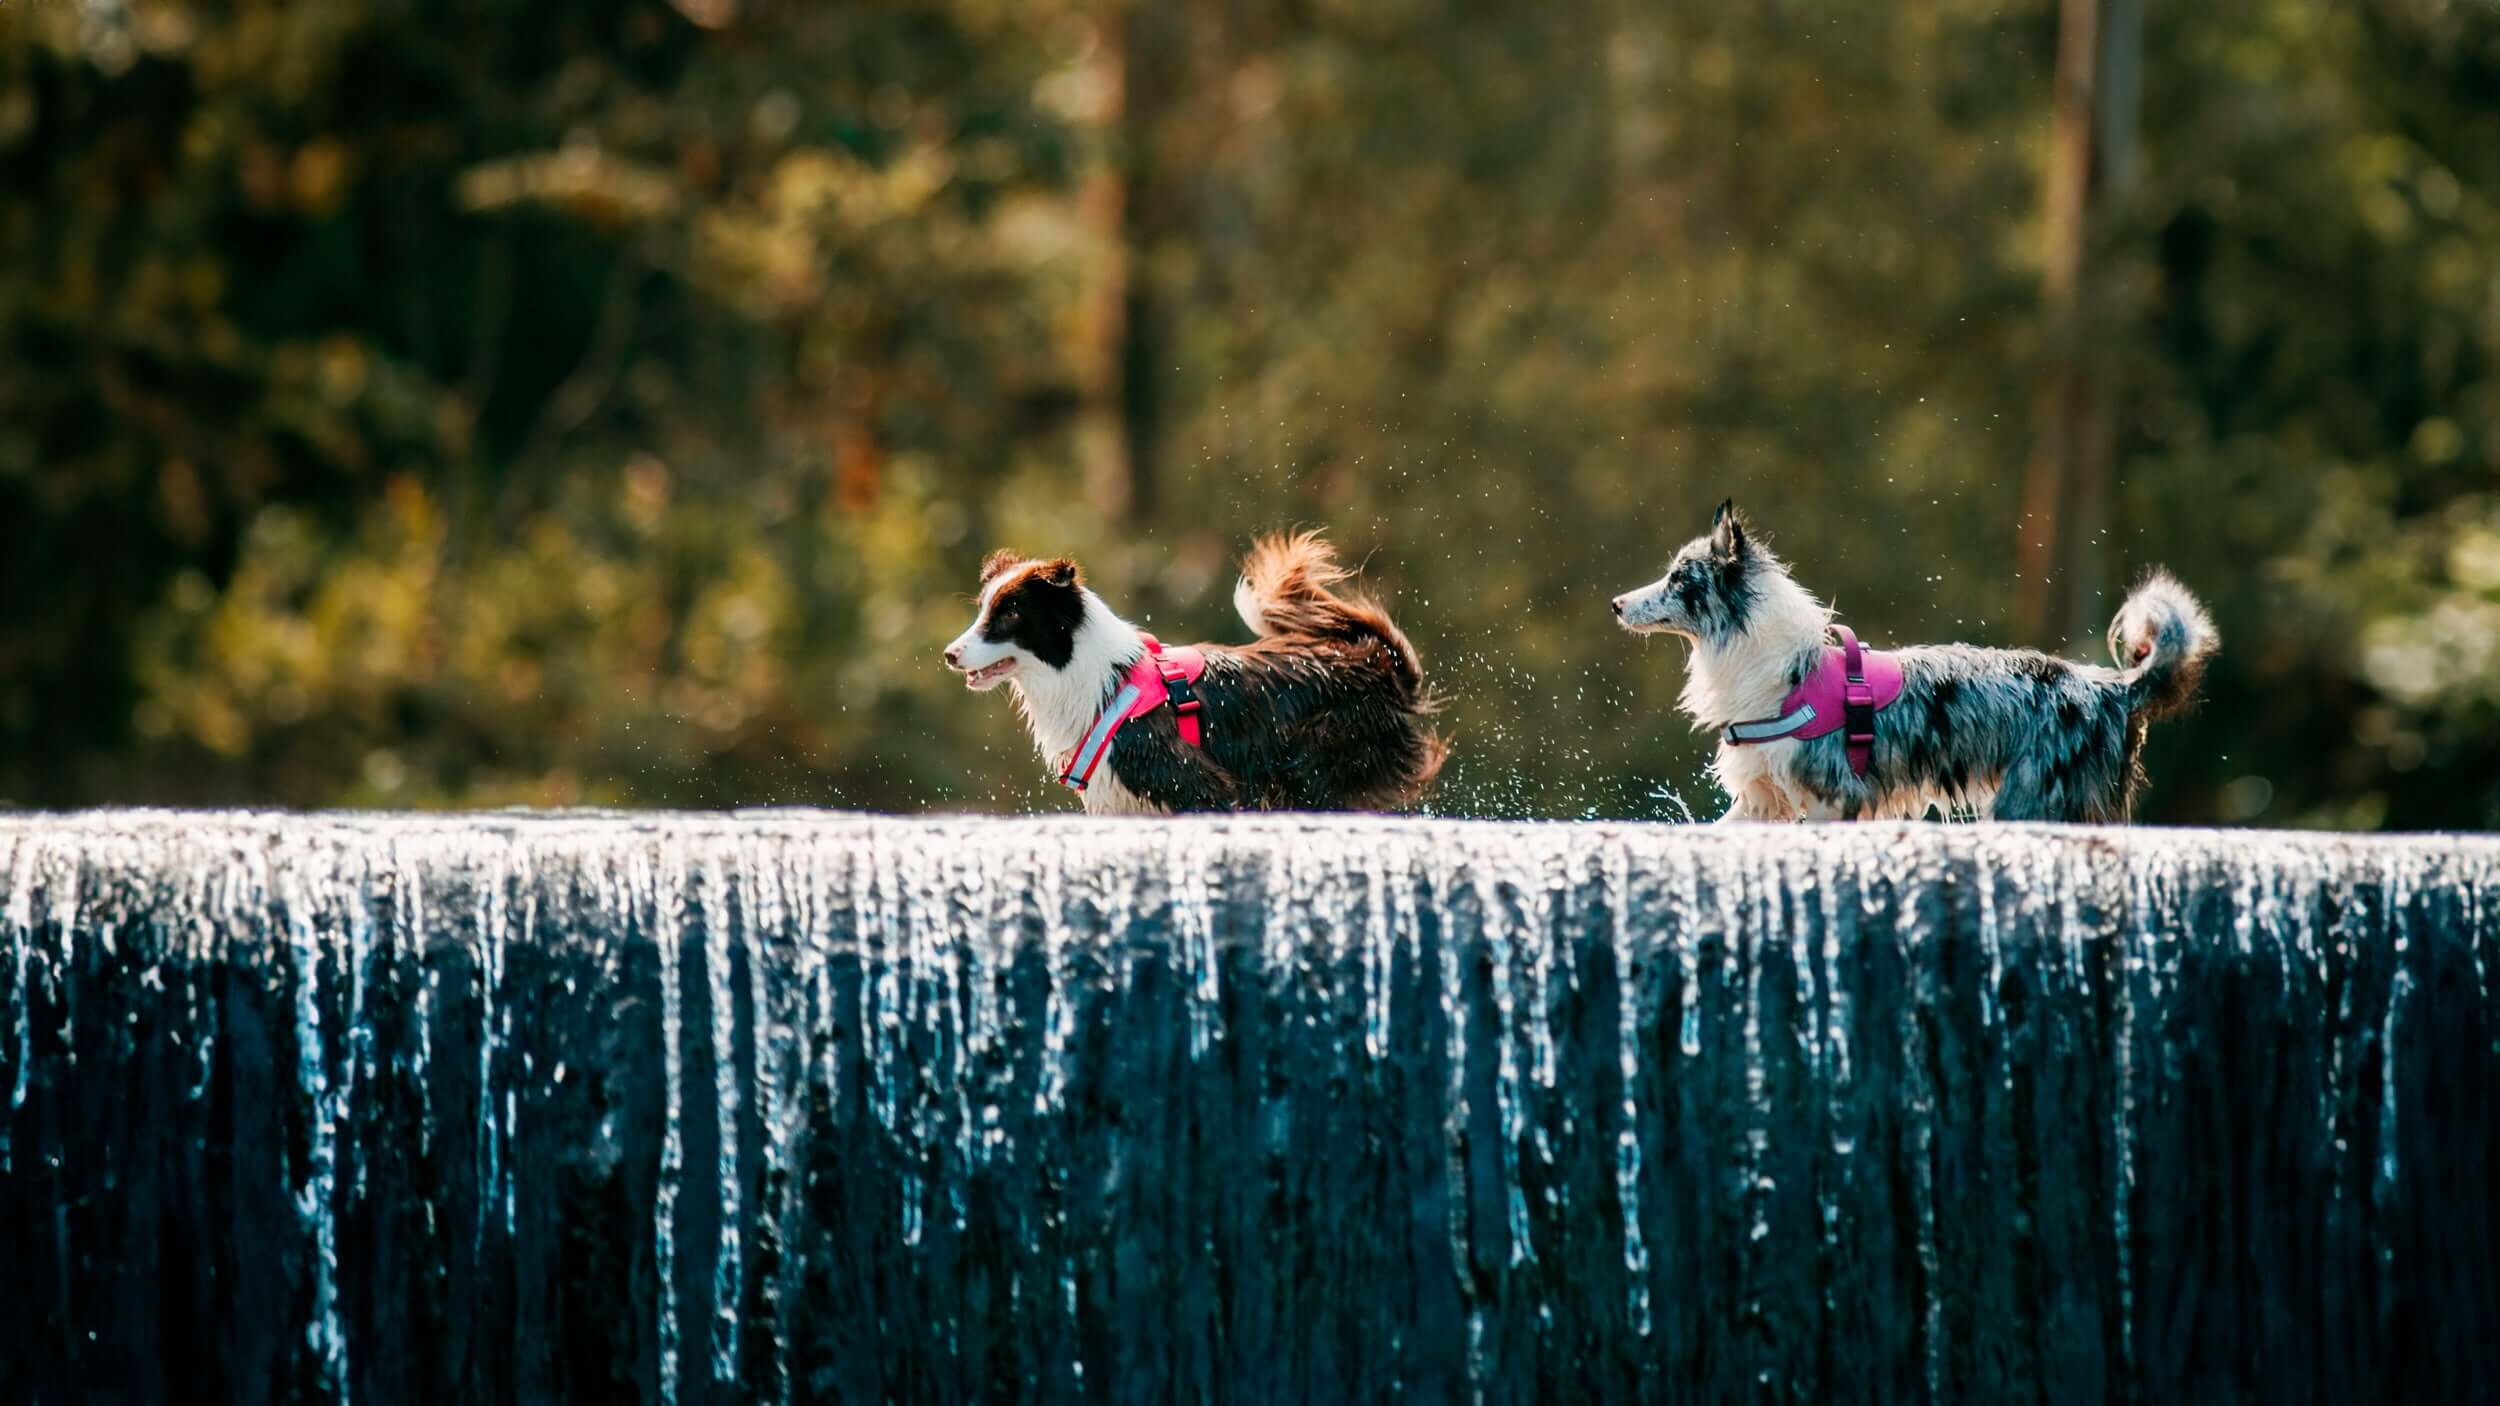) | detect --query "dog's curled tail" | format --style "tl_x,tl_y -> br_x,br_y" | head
2108,570 -> 2218,720
1234,530 -> 1430,696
